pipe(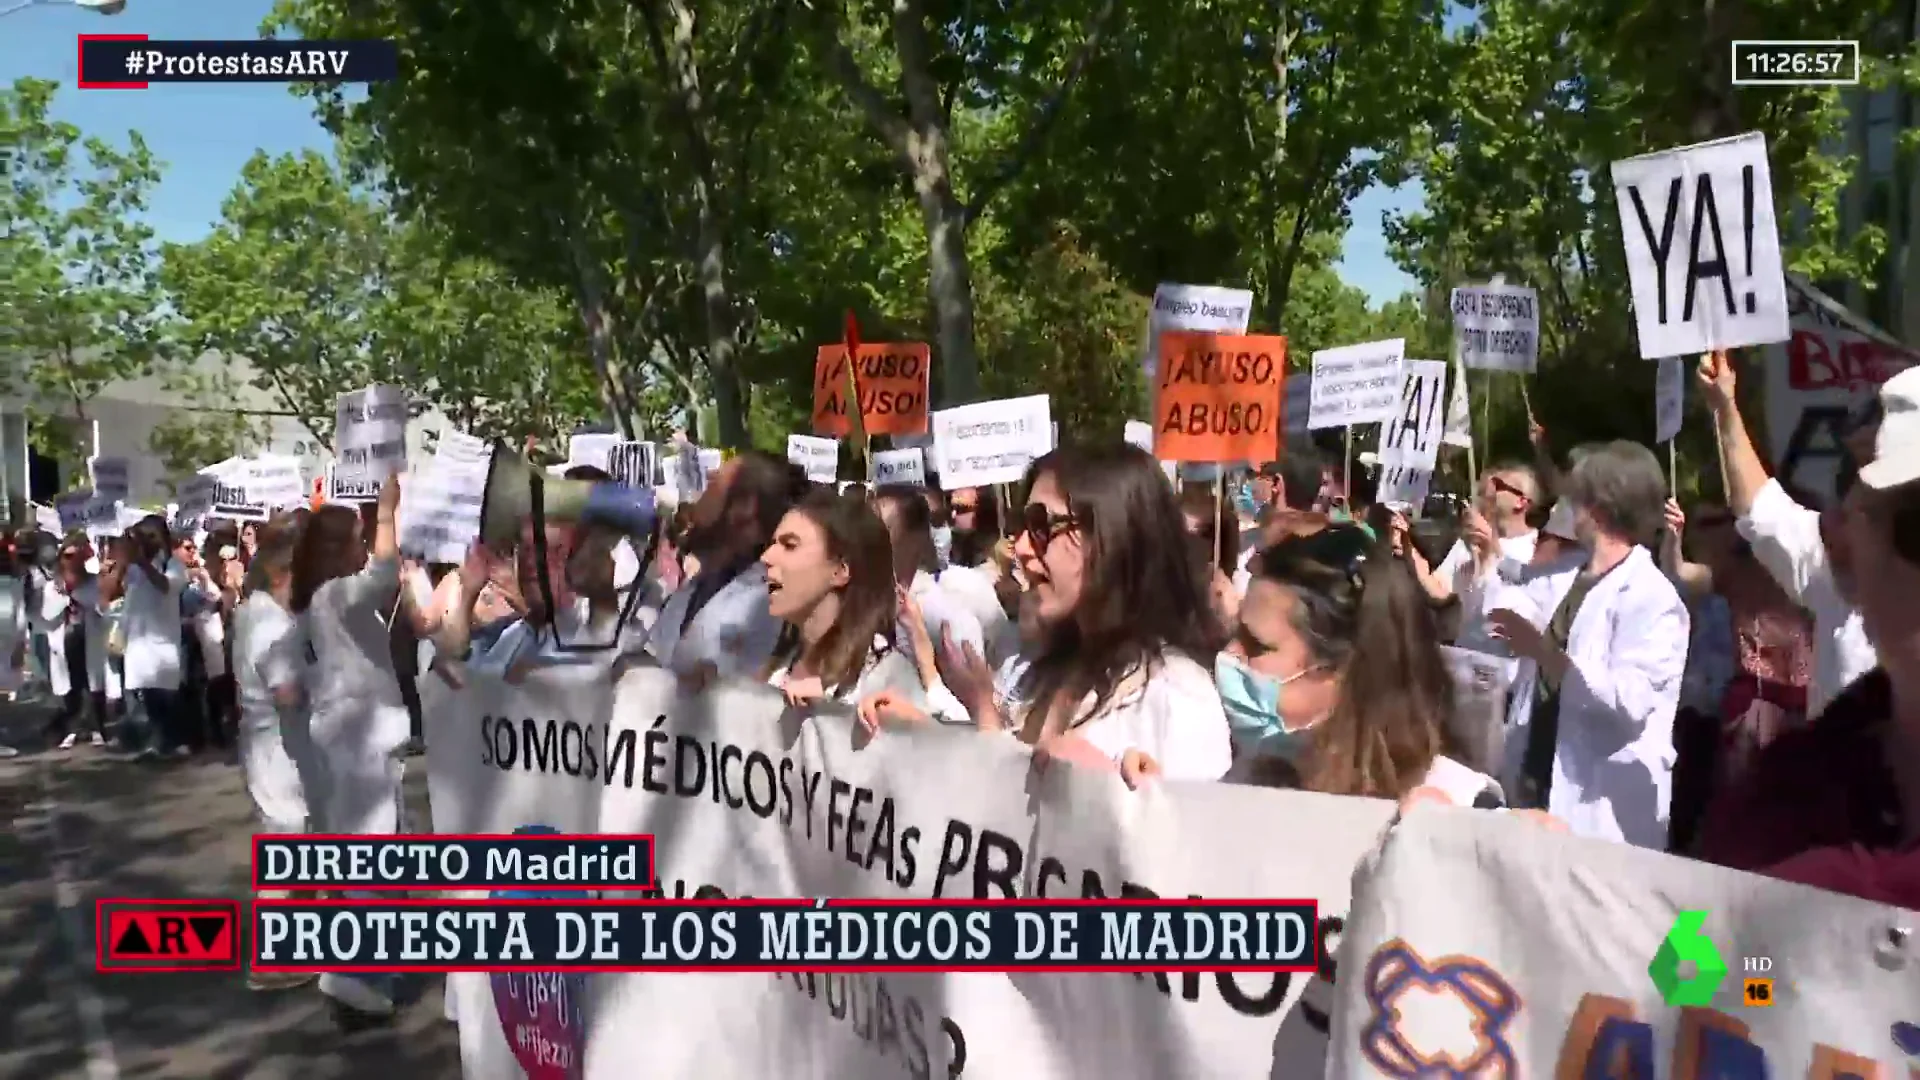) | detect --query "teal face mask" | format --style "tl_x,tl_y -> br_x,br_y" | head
1213,652 -> 1320,758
